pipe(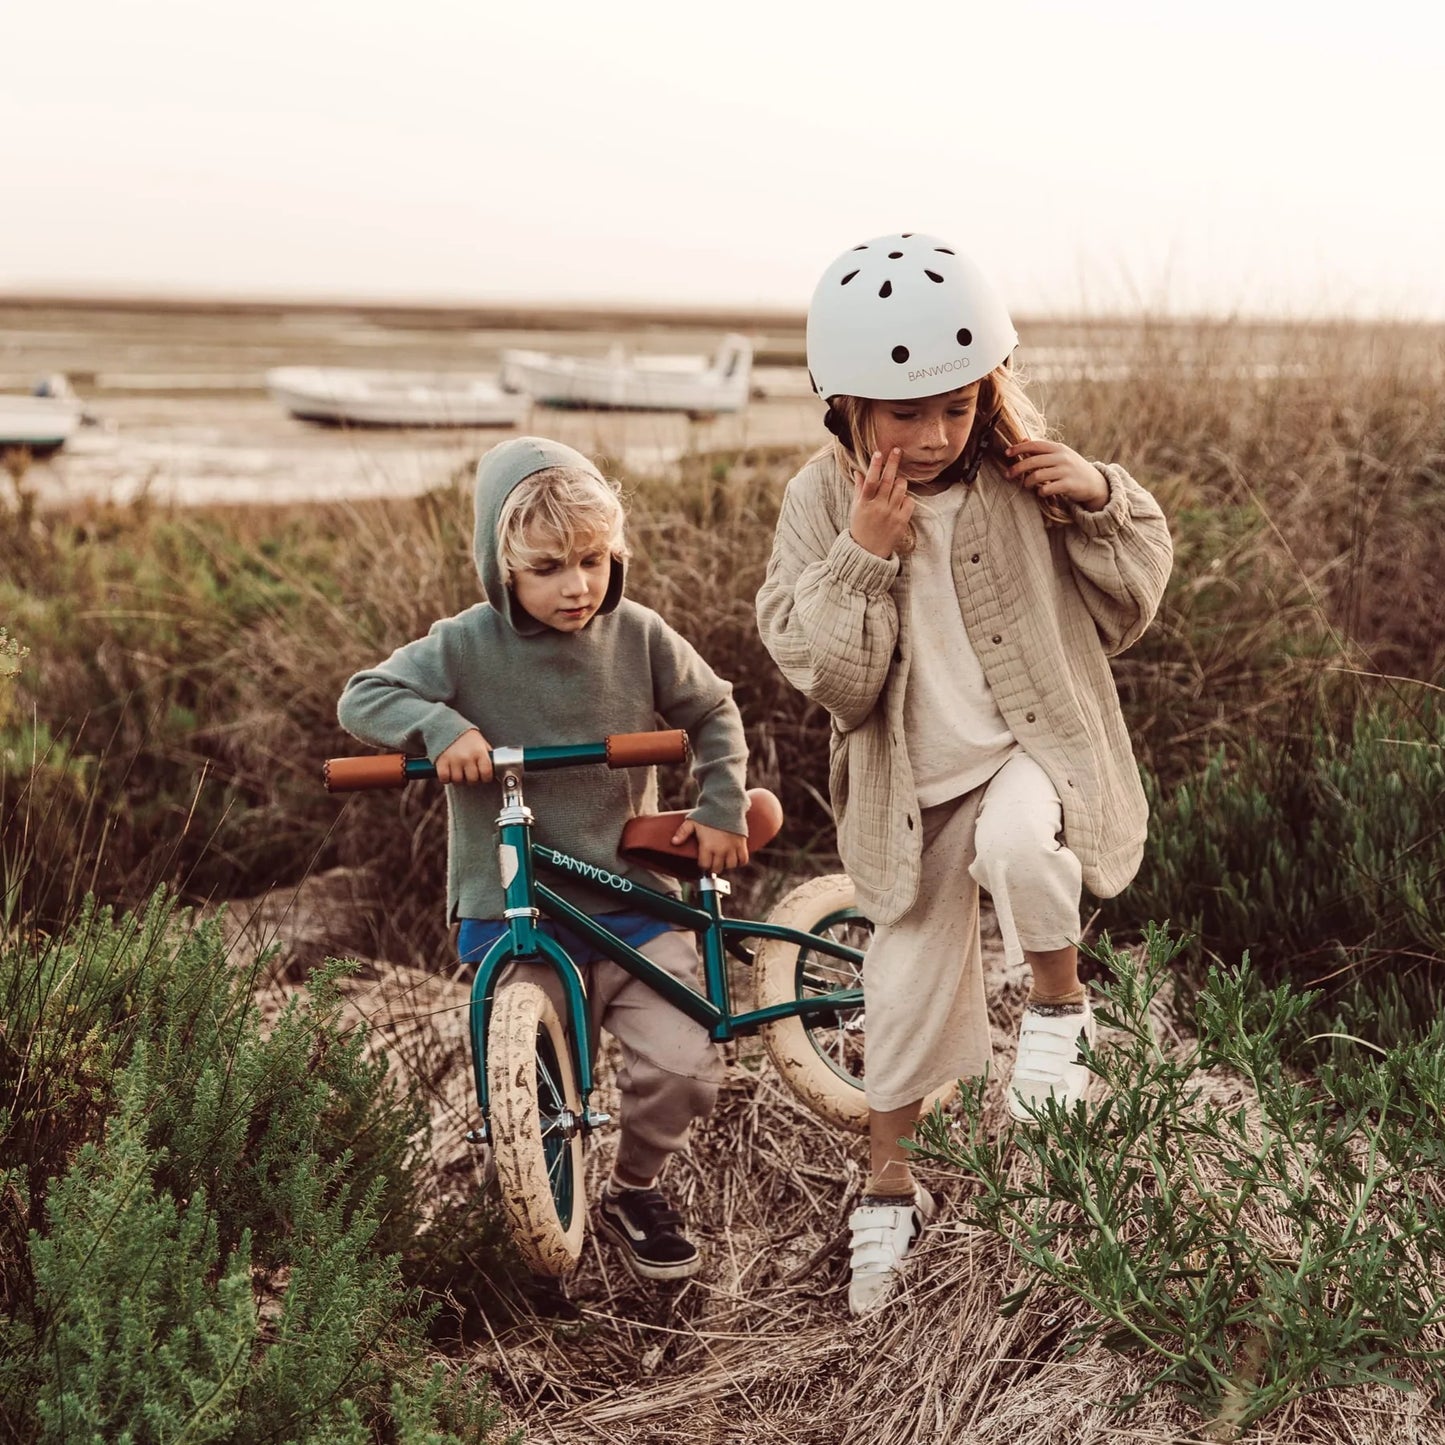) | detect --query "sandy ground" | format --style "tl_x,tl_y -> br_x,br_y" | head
1,300 -> 822,507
